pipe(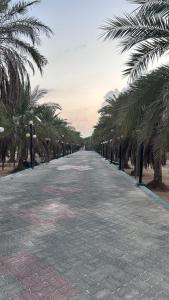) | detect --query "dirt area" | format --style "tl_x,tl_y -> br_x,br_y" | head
0,163 -> 16,177
125,161 -> 169,203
